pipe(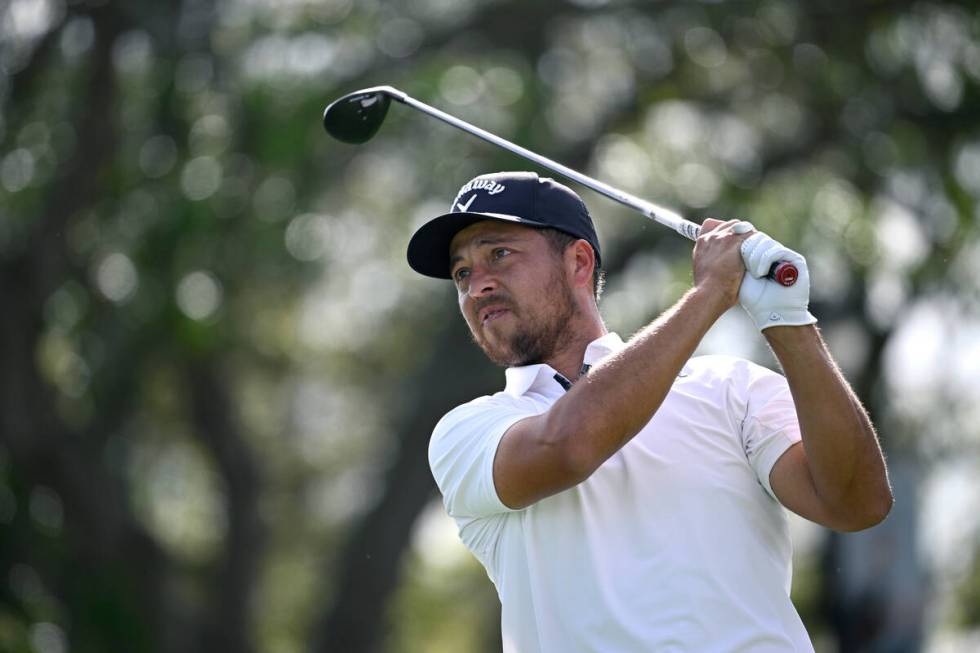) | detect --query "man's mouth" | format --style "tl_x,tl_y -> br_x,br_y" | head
480,306 -> 510,325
